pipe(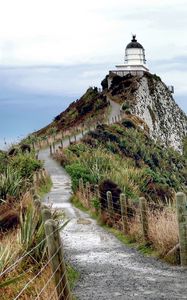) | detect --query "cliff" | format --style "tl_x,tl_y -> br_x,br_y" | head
104,73 -> 187,152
